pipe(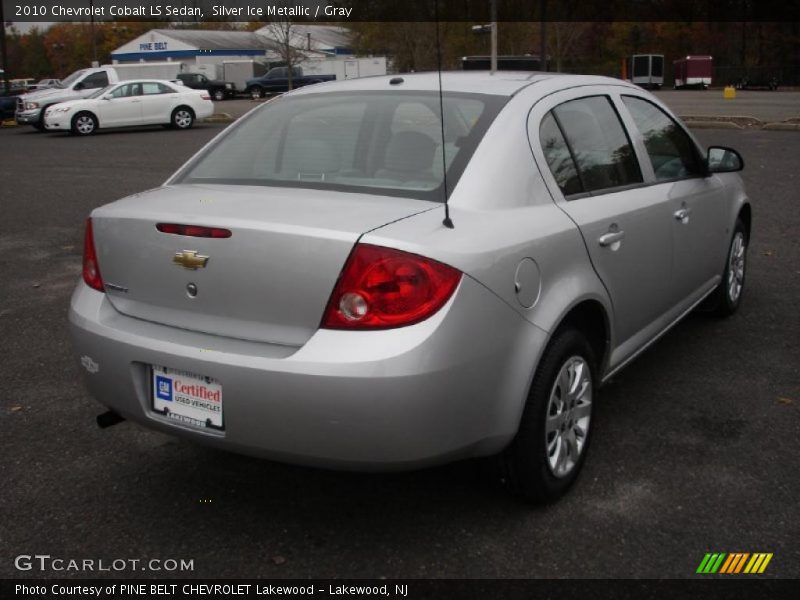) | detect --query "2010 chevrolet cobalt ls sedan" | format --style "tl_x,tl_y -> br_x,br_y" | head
69,72 -> 750,502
